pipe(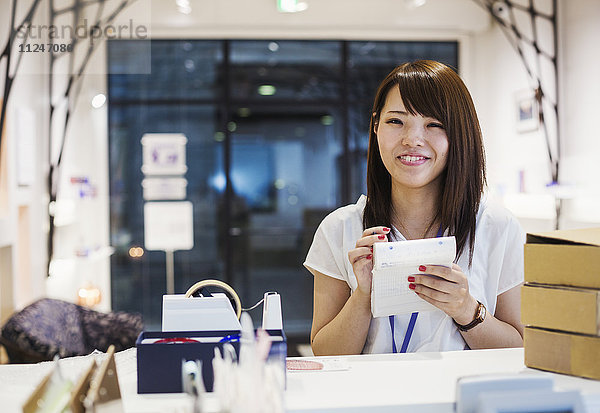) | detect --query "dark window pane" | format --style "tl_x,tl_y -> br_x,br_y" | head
108,40 -> 223,101
229,40 -> 341,101
347,41 -> 459,102
229,104 -> 342,335
108,39 -> 458,338
348,104 -> 370,203
109,103 -> 224,329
